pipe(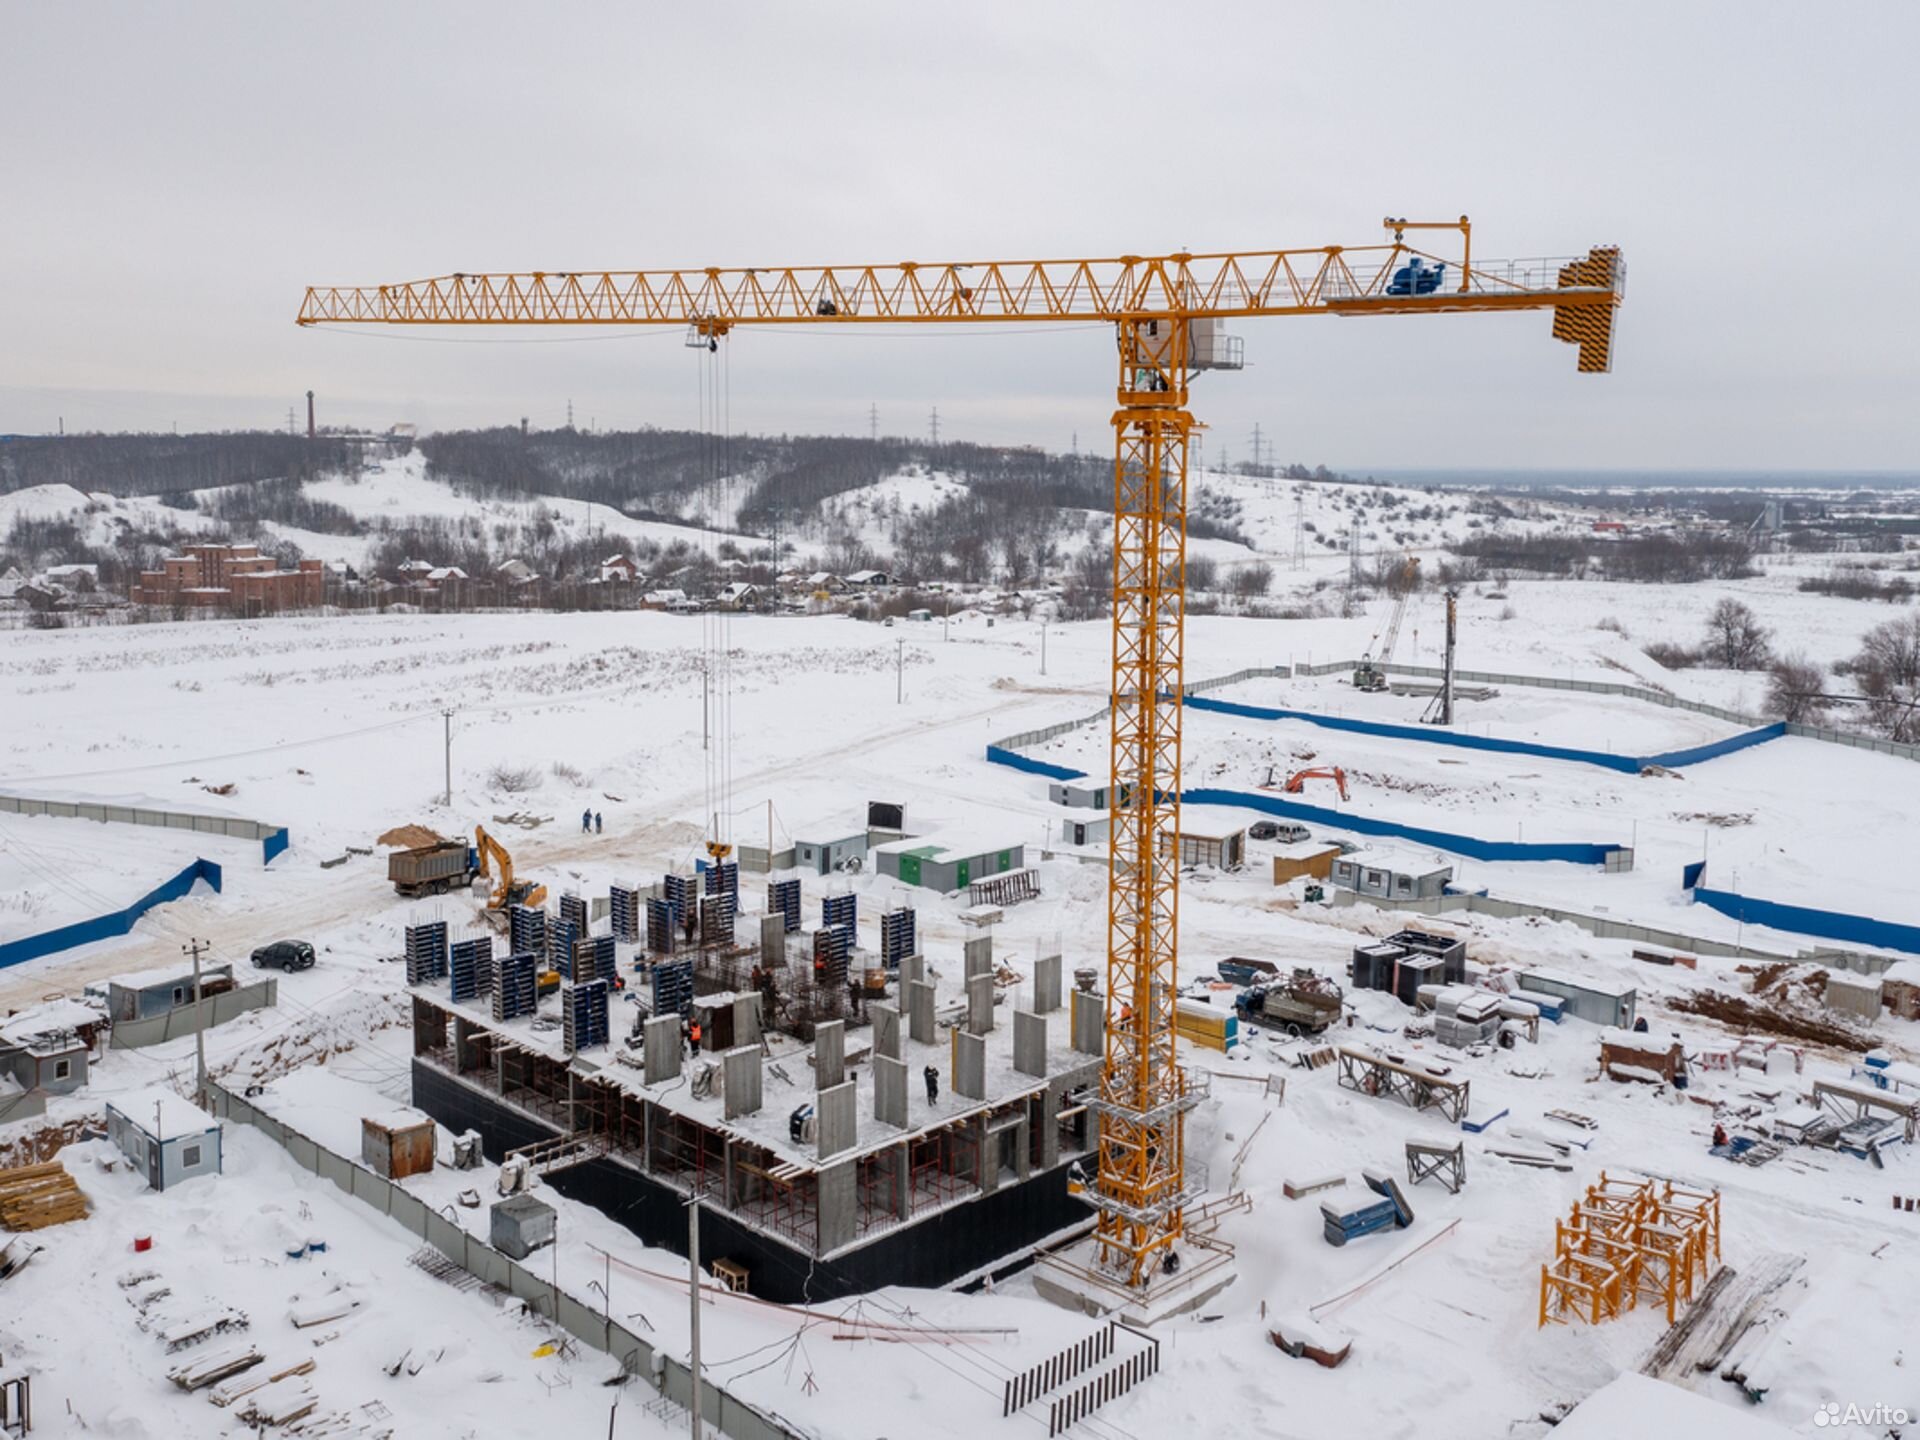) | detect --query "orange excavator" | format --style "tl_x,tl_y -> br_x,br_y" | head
1281,766 -> 1350,802
475,825 -> 547,913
